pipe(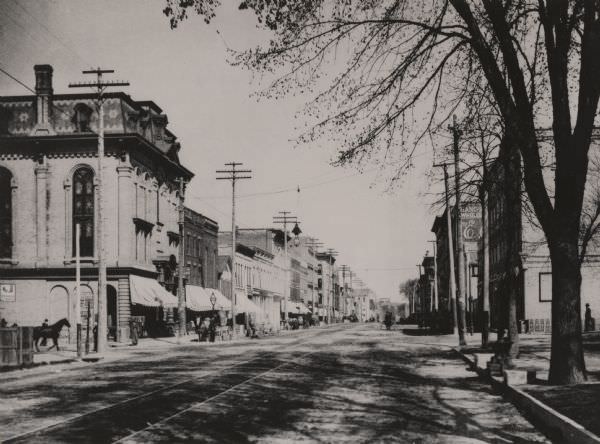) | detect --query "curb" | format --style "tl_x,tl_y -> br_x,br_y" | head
455,349 -> 600,444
